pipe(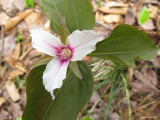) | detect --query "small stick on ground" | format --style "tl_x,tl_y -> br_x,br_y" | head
0,25 -> 4,77
96,20 -> 110,29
